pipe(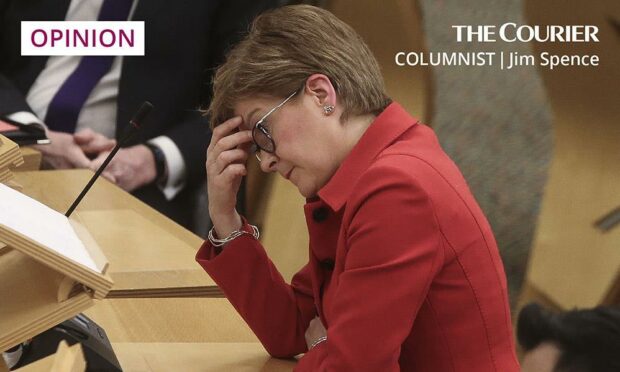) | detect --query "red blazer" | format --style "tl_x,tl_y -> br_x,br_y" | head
197,103 -> 520,371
